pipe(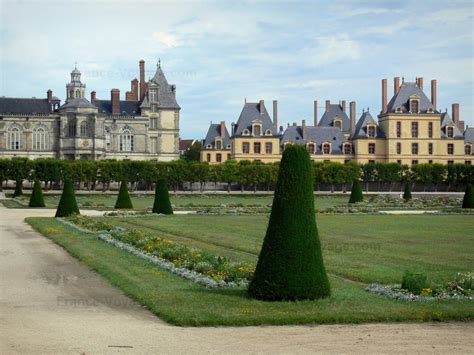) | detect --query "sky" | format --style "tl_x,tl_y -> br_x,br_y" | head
1,0 -> 473,138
